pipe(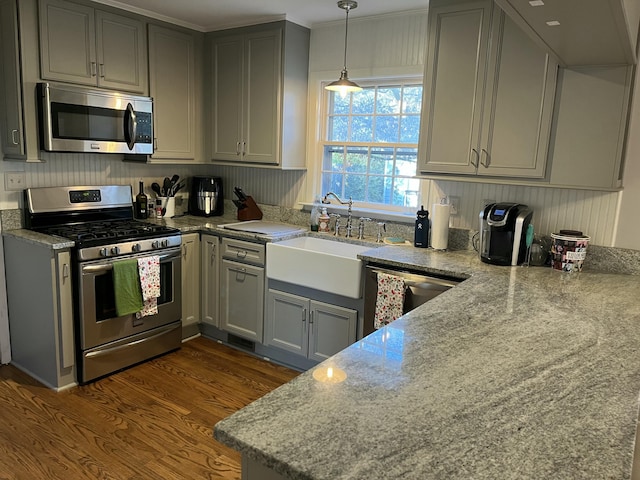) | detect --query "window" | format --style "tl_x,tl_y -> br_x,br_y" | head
321,82 -> 422,210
